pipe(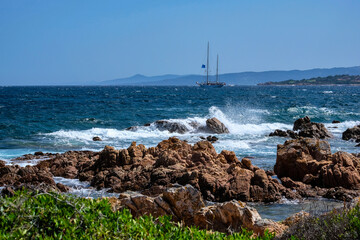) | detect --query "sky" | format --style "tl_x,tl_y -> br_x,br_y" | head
0,0 -> 360,85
